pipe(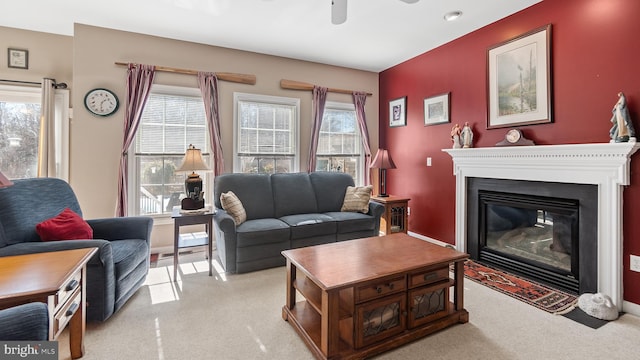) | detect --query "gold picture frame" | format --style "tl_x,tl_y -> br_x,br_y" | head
487,24 -> 552,129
